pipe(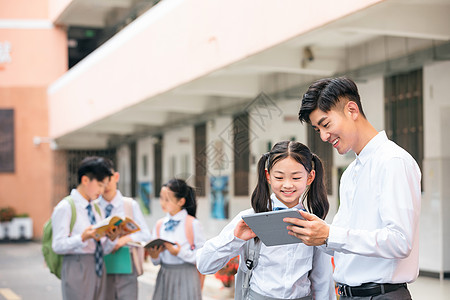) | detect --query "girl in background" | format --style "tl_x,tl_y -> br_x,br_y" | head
148,178 -> 205,300
197,141 -> 336,300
